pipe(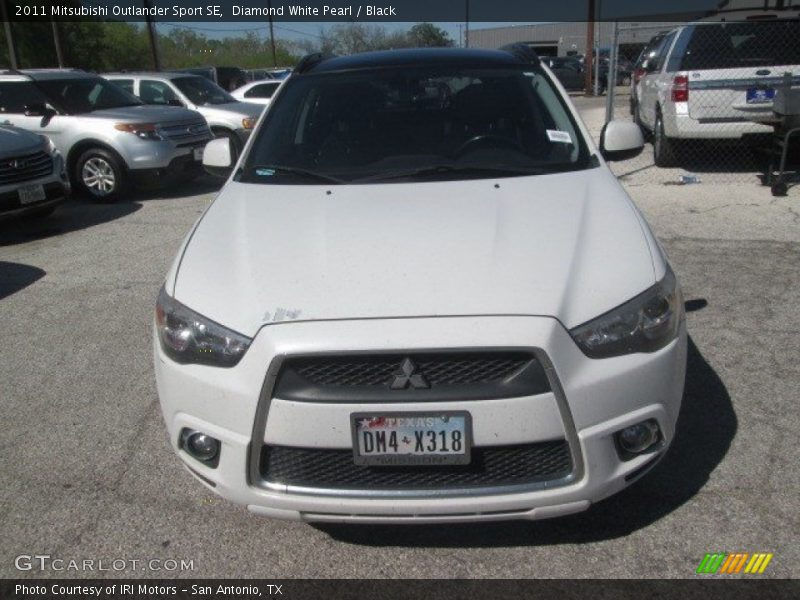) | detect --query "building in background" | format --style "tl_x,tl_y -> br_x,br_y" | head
468,22 -> 683,61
